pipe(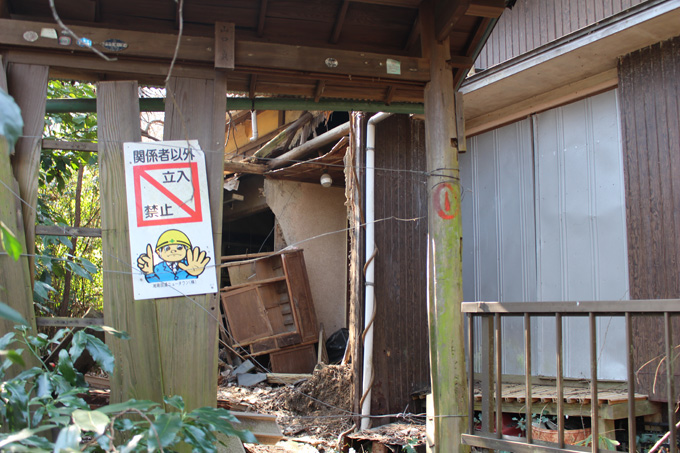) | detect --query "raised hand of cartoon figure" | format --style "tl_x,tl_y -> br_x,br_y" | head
137,244 -> 155,275
178,246 -> 210,276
